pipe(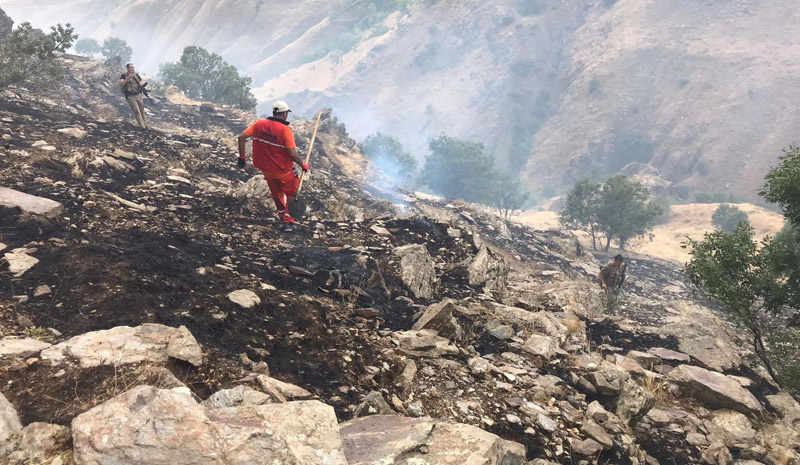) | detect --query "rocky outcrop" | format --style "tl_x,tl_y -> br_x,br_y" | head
667,365 -> 762,415
0,187 -> 64,219
41,324 -> 203,368
72,386 -> 347,465
340,415 -> 526,465
394,244 -> 437,299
